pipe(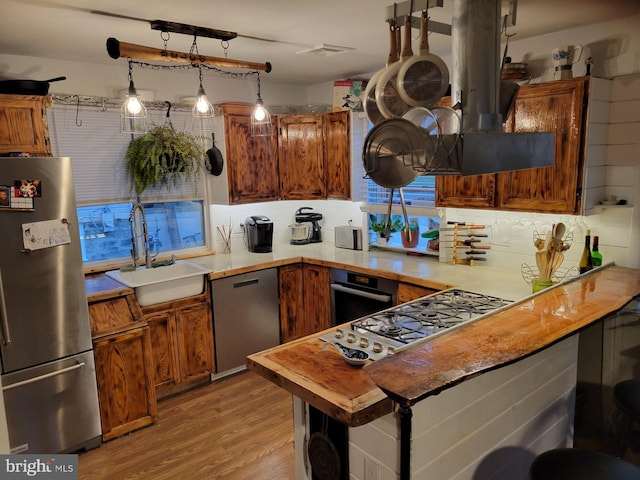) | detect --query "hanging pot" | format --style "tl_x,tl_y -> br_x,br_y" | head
206,132 -> 224,176
375,15 -> 414,119
364,21 -> 398,126
397,11 -> 449,107
362,118 -> 421,189
0,76 -> 66,95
